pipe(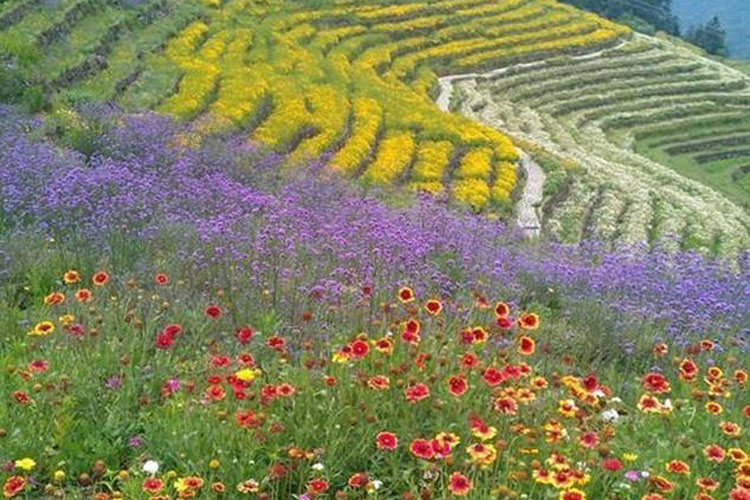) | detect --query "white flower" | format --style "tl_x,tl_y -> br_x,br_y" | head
601,409 -> 619,422
662,399 -> 673,411
641,471 -> 650,478
610,397 -> 623,404
142,460 -> 159,475
312,462 -> 325,471
371,480 -> 382,490
593,389 -> 606,398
